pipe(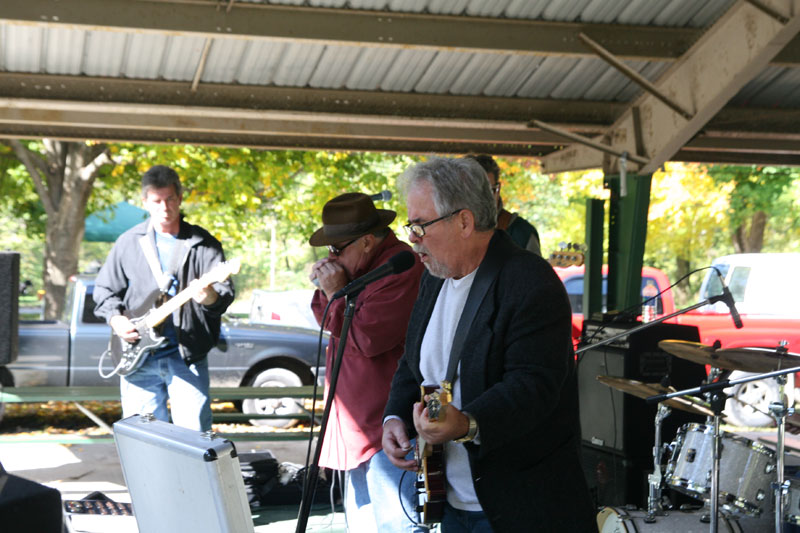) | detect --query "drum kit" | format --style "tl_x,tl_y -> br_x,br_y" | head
595,340 -> 800,533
